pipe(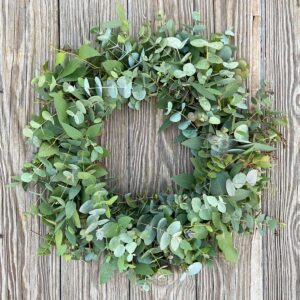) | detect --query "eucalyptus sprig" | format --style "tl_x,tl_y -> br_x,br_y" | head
13,5 -> 287,290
